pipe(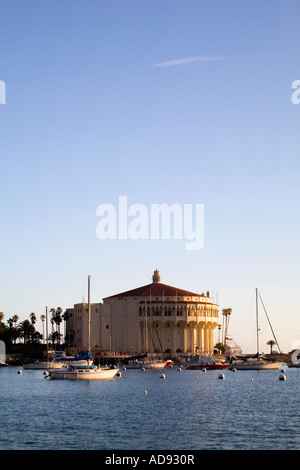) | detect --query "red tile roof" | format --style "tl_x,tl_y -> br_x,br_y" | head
103,282 -> 204,299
